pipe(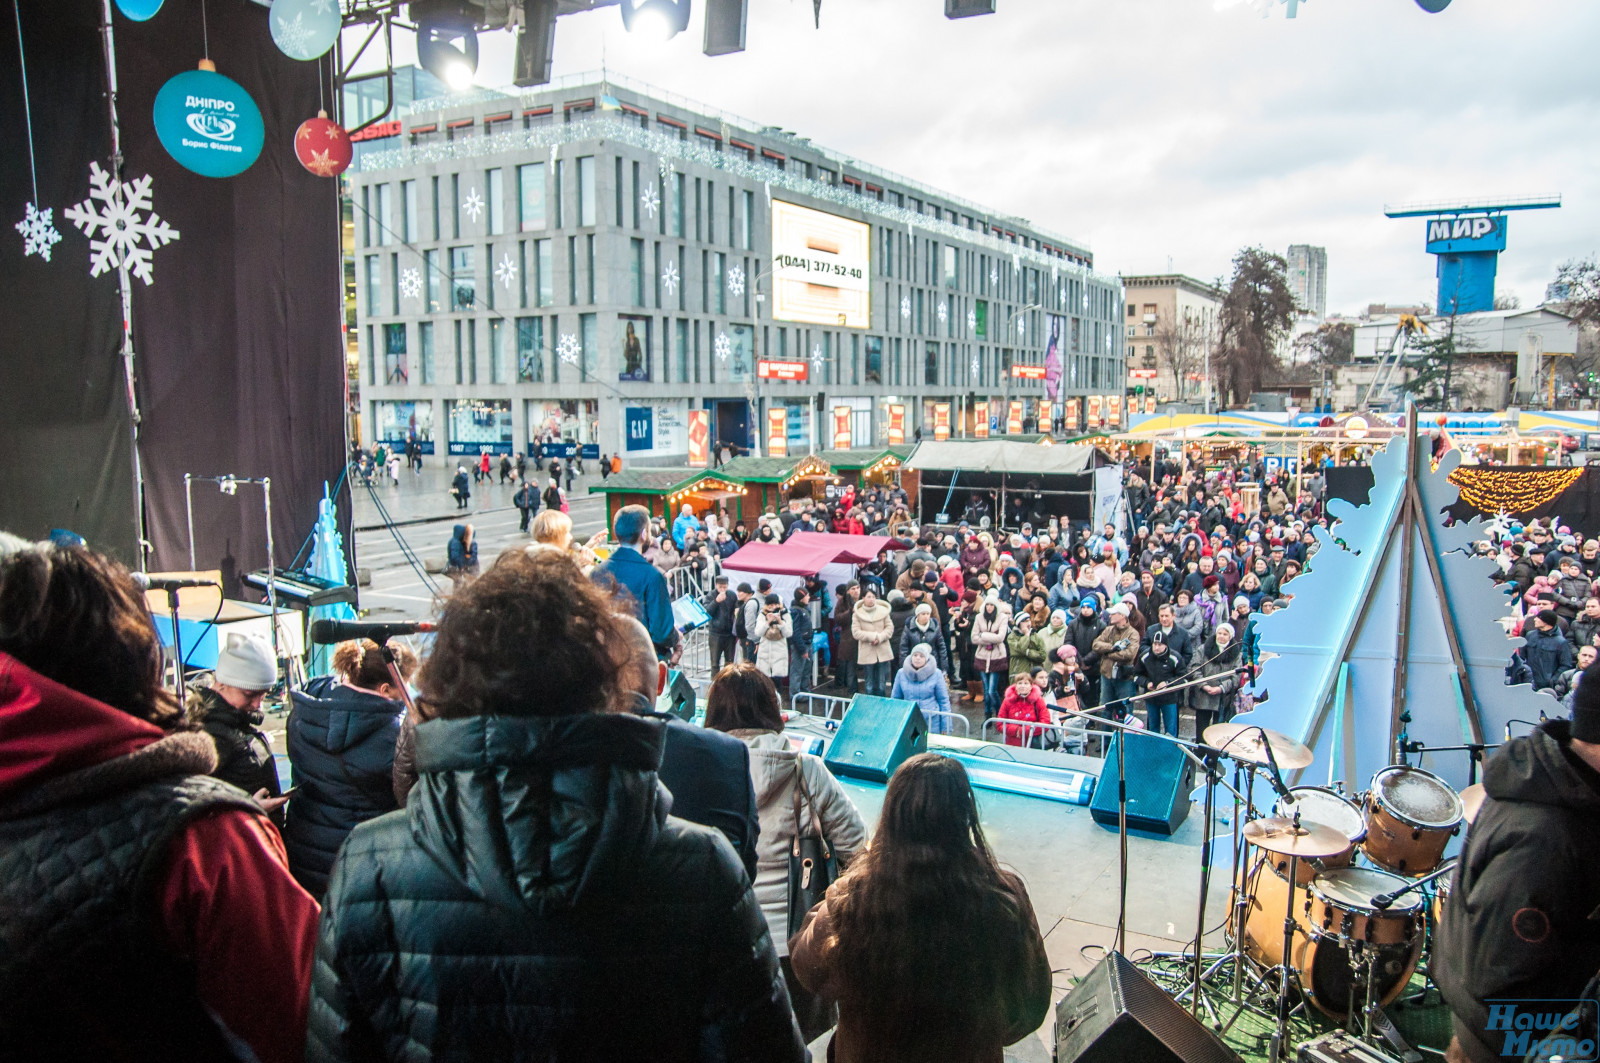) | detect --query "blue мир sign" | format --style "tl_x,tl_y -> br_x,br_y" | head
1425,214 -> 1507,255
